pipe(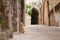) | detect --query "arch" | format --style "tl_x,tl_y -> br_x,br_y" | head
31,7 -> 39,24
